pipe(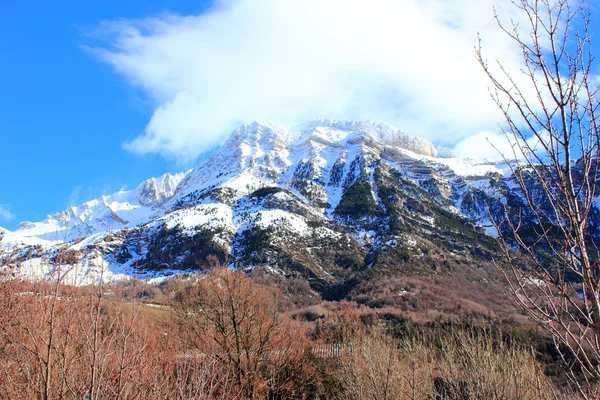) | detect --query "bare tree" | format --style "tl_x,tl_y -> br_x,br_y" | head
476,0 -> 600,396
337,331 -> 432,400
435,329 -> 557,400
173,267 -> 312,399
